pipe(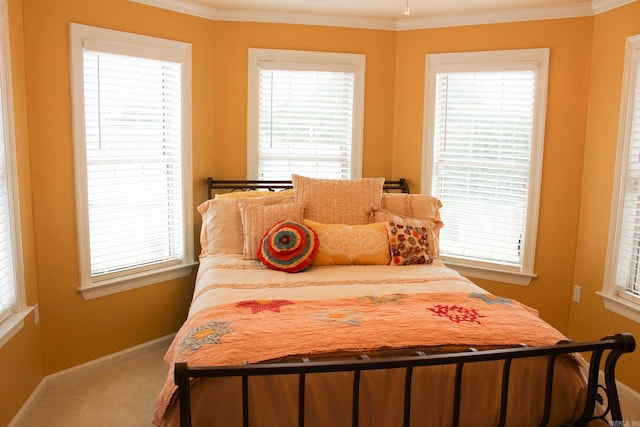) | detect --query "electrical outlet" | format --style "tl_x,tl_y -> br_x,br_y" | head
572,285 -> 582,303
33,304 -> 40,325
